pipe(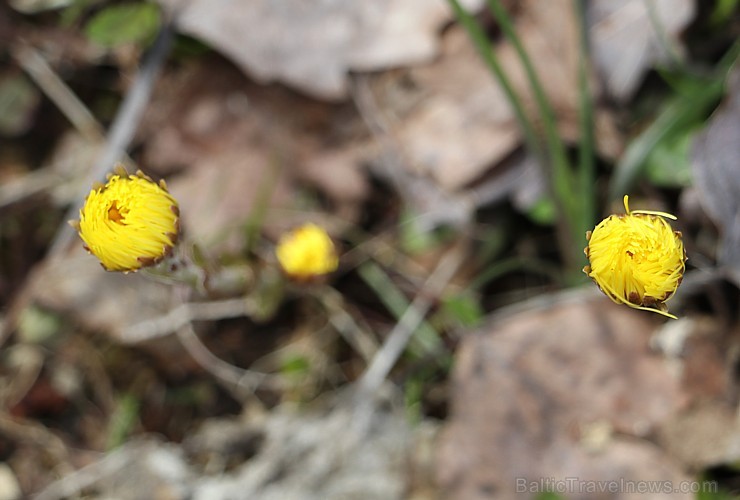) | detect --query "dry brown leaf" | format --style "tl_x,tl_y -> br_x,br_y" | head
651,318 -> 740,469
139,59 -> 368,249
589,0 -> 696,102
657,403 -> 740,469
386,27 -> 521,191
364,28 -> 524,192
167,147 -> 294,252
156,0 -> 482,100
298,144 -> 372,221
152,1 -> 627,222
366,2 -> 623,193
497,0 -> 623,159
691,65 -> 740,286
436,292 -> 688,500
30,248 -> 176,342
